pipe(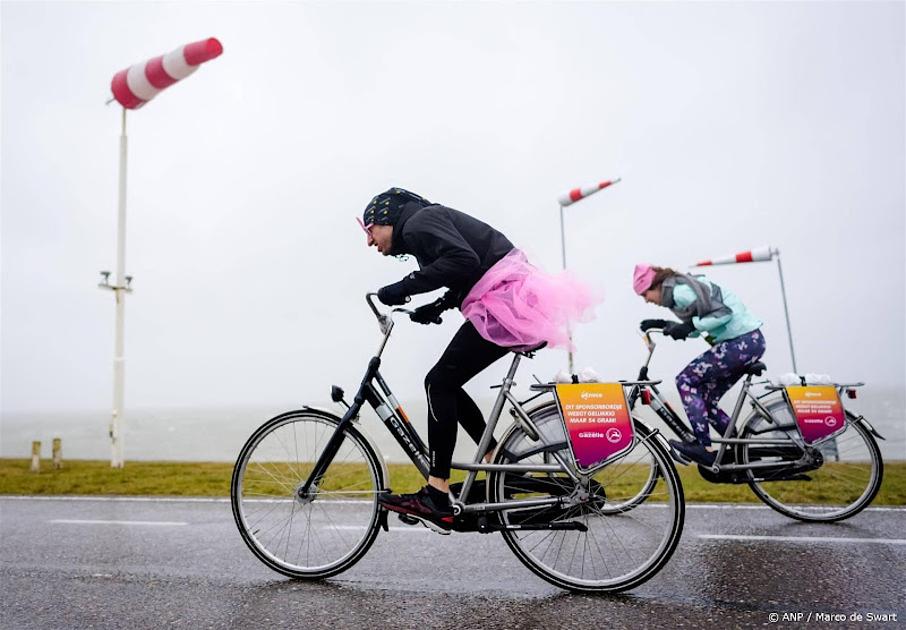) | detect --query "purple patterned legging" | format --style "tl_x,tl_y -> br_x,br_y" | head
675,329 -> 766,447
